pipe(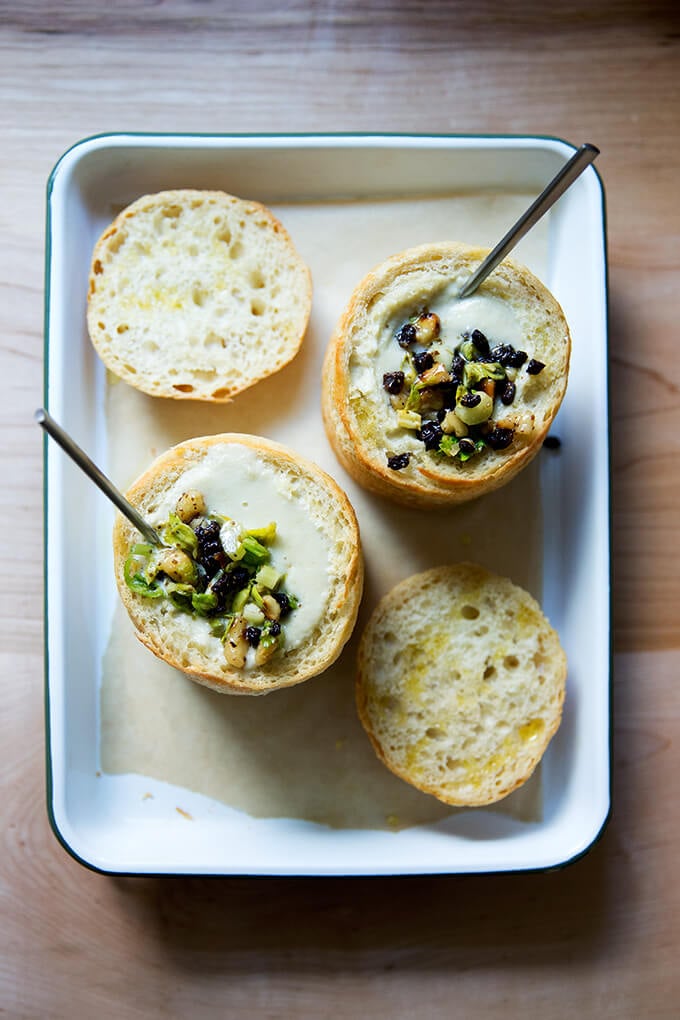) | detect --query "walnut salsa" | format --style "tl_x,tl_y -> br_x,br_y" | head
123,489 -> 299,669
382,310 -> 545,470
